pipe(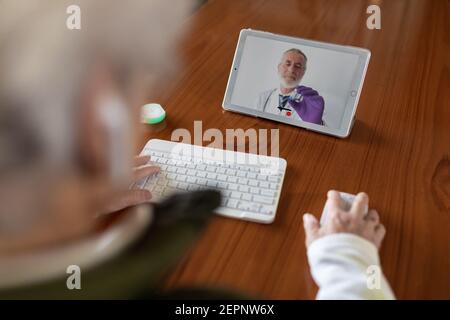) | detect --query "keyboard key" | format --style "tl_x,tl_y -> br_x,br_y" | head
206,180 -> 217,188
253,195 -> 273,205
226,169 -> 236,175
260,181 -> 269,188
175,160 -> 186,167
167,181 -> 178,188
238,178 -> 248,185
250,187 -> 260,194
257,174 -> 268,181
238,201 -> 251,211
218,182 -> 228,189
217,174 -> 227,181
156,179 -> 167,186
268,176 -> 279,183
269,183 -> 278,190
221,190 -> 231,197
176,175 -> 187,182
217,168 -> 226,174
250,203 -> 262,212
186,176 -> 197,184
196,171 -> 207,178
248,180 -> 258,187
164,187 -> 178,195
228,183 -> 238,191
178,183 -> 189,190
188,184 -> 200,191
167,173 -> 177,180
238,185 -> 250,193
247,172 -> 257,179
153,186 -> 164,194
241,193 -> 252,201
230,191 -> 242,199
227,176 -> 238,183
260,205 -> 274,215
157,172 -> 168,179
261,189 -> 276,197
206,172 -> 217,179
227,199 -> 239,209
